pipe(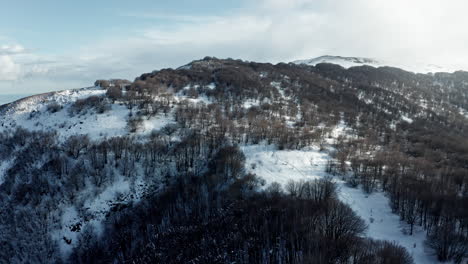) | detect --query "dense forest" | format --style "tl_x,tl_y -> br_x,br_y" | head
0,57 -> 467,263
